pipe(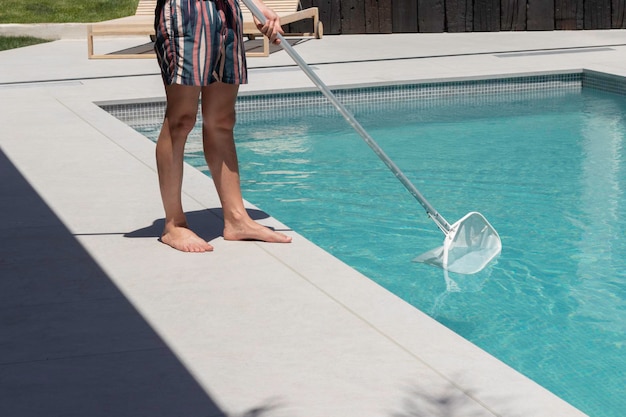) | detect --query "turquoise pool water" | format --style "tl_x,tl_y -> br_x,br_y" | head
135,84 -> 625,417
